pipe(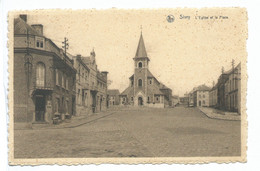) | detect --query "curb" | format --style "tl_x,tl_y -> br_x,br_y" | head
198,108 -> 241,121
